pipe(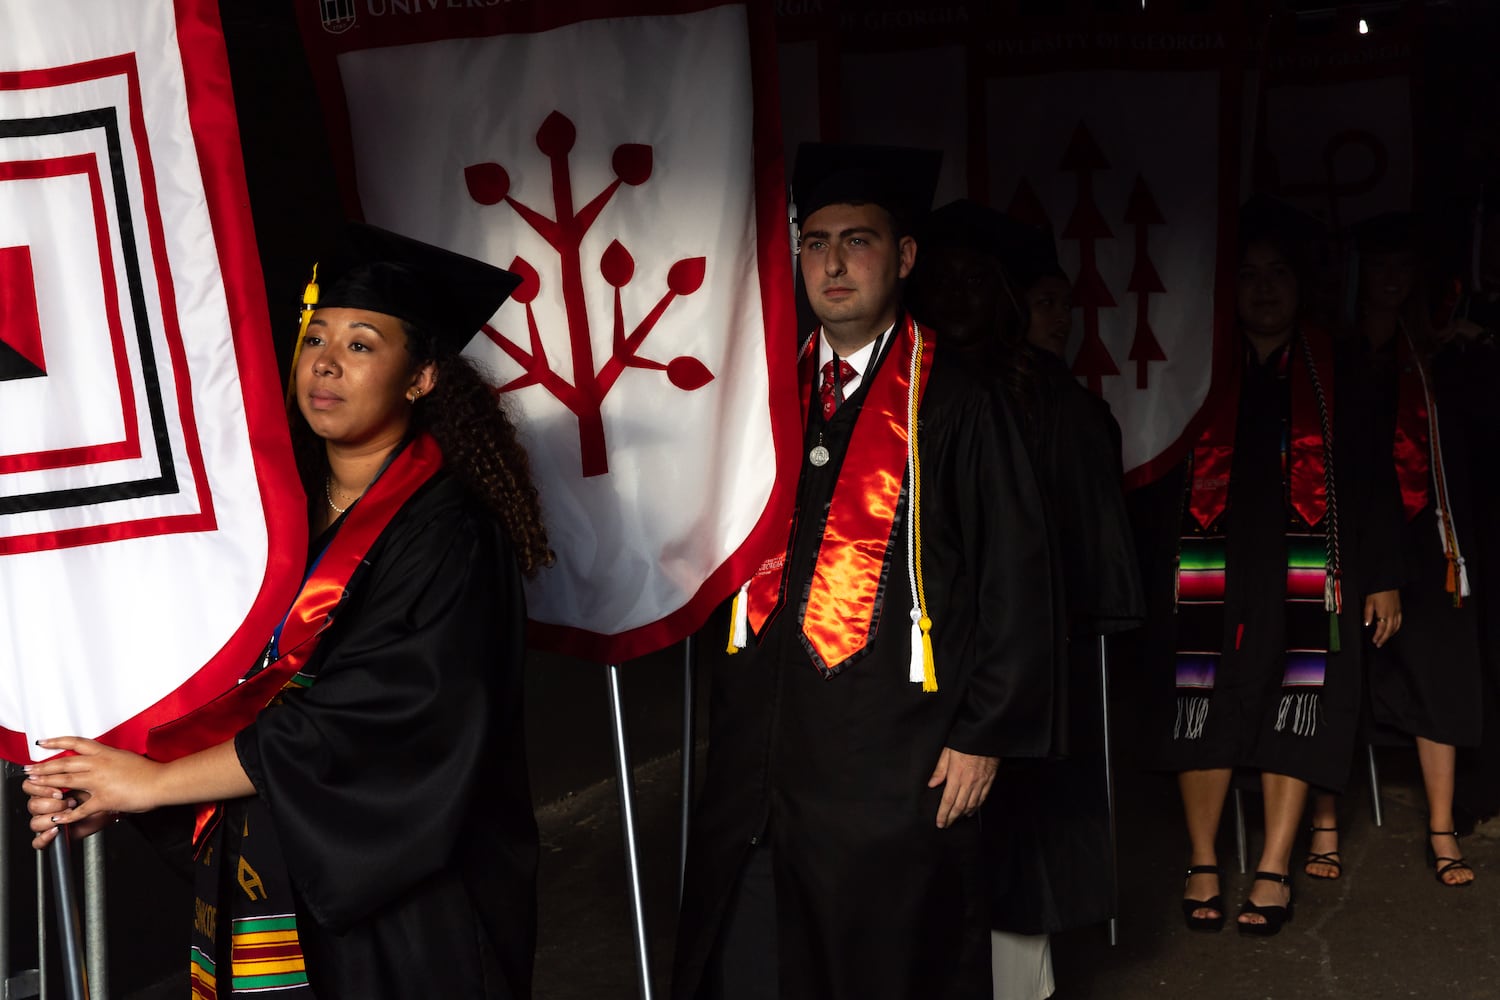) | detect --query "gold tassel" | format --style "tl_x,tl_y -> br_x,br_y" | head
726,589 -> 742,654
285,264 -> 319,406
919,615 -> 936,692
